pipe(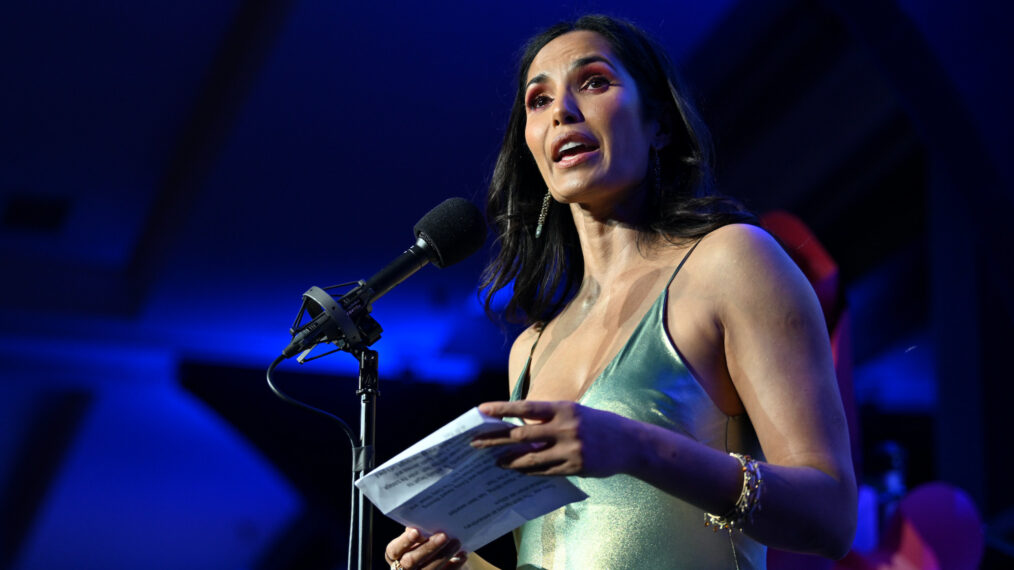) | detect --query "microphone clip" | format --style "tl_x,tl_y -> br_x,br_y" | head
283,283 -> 383,362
